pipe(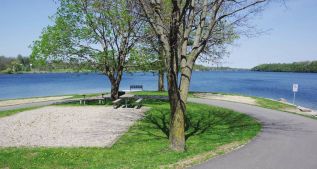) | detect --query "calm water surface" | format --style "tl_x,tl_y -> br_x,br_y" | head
0,71 -> 316,110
